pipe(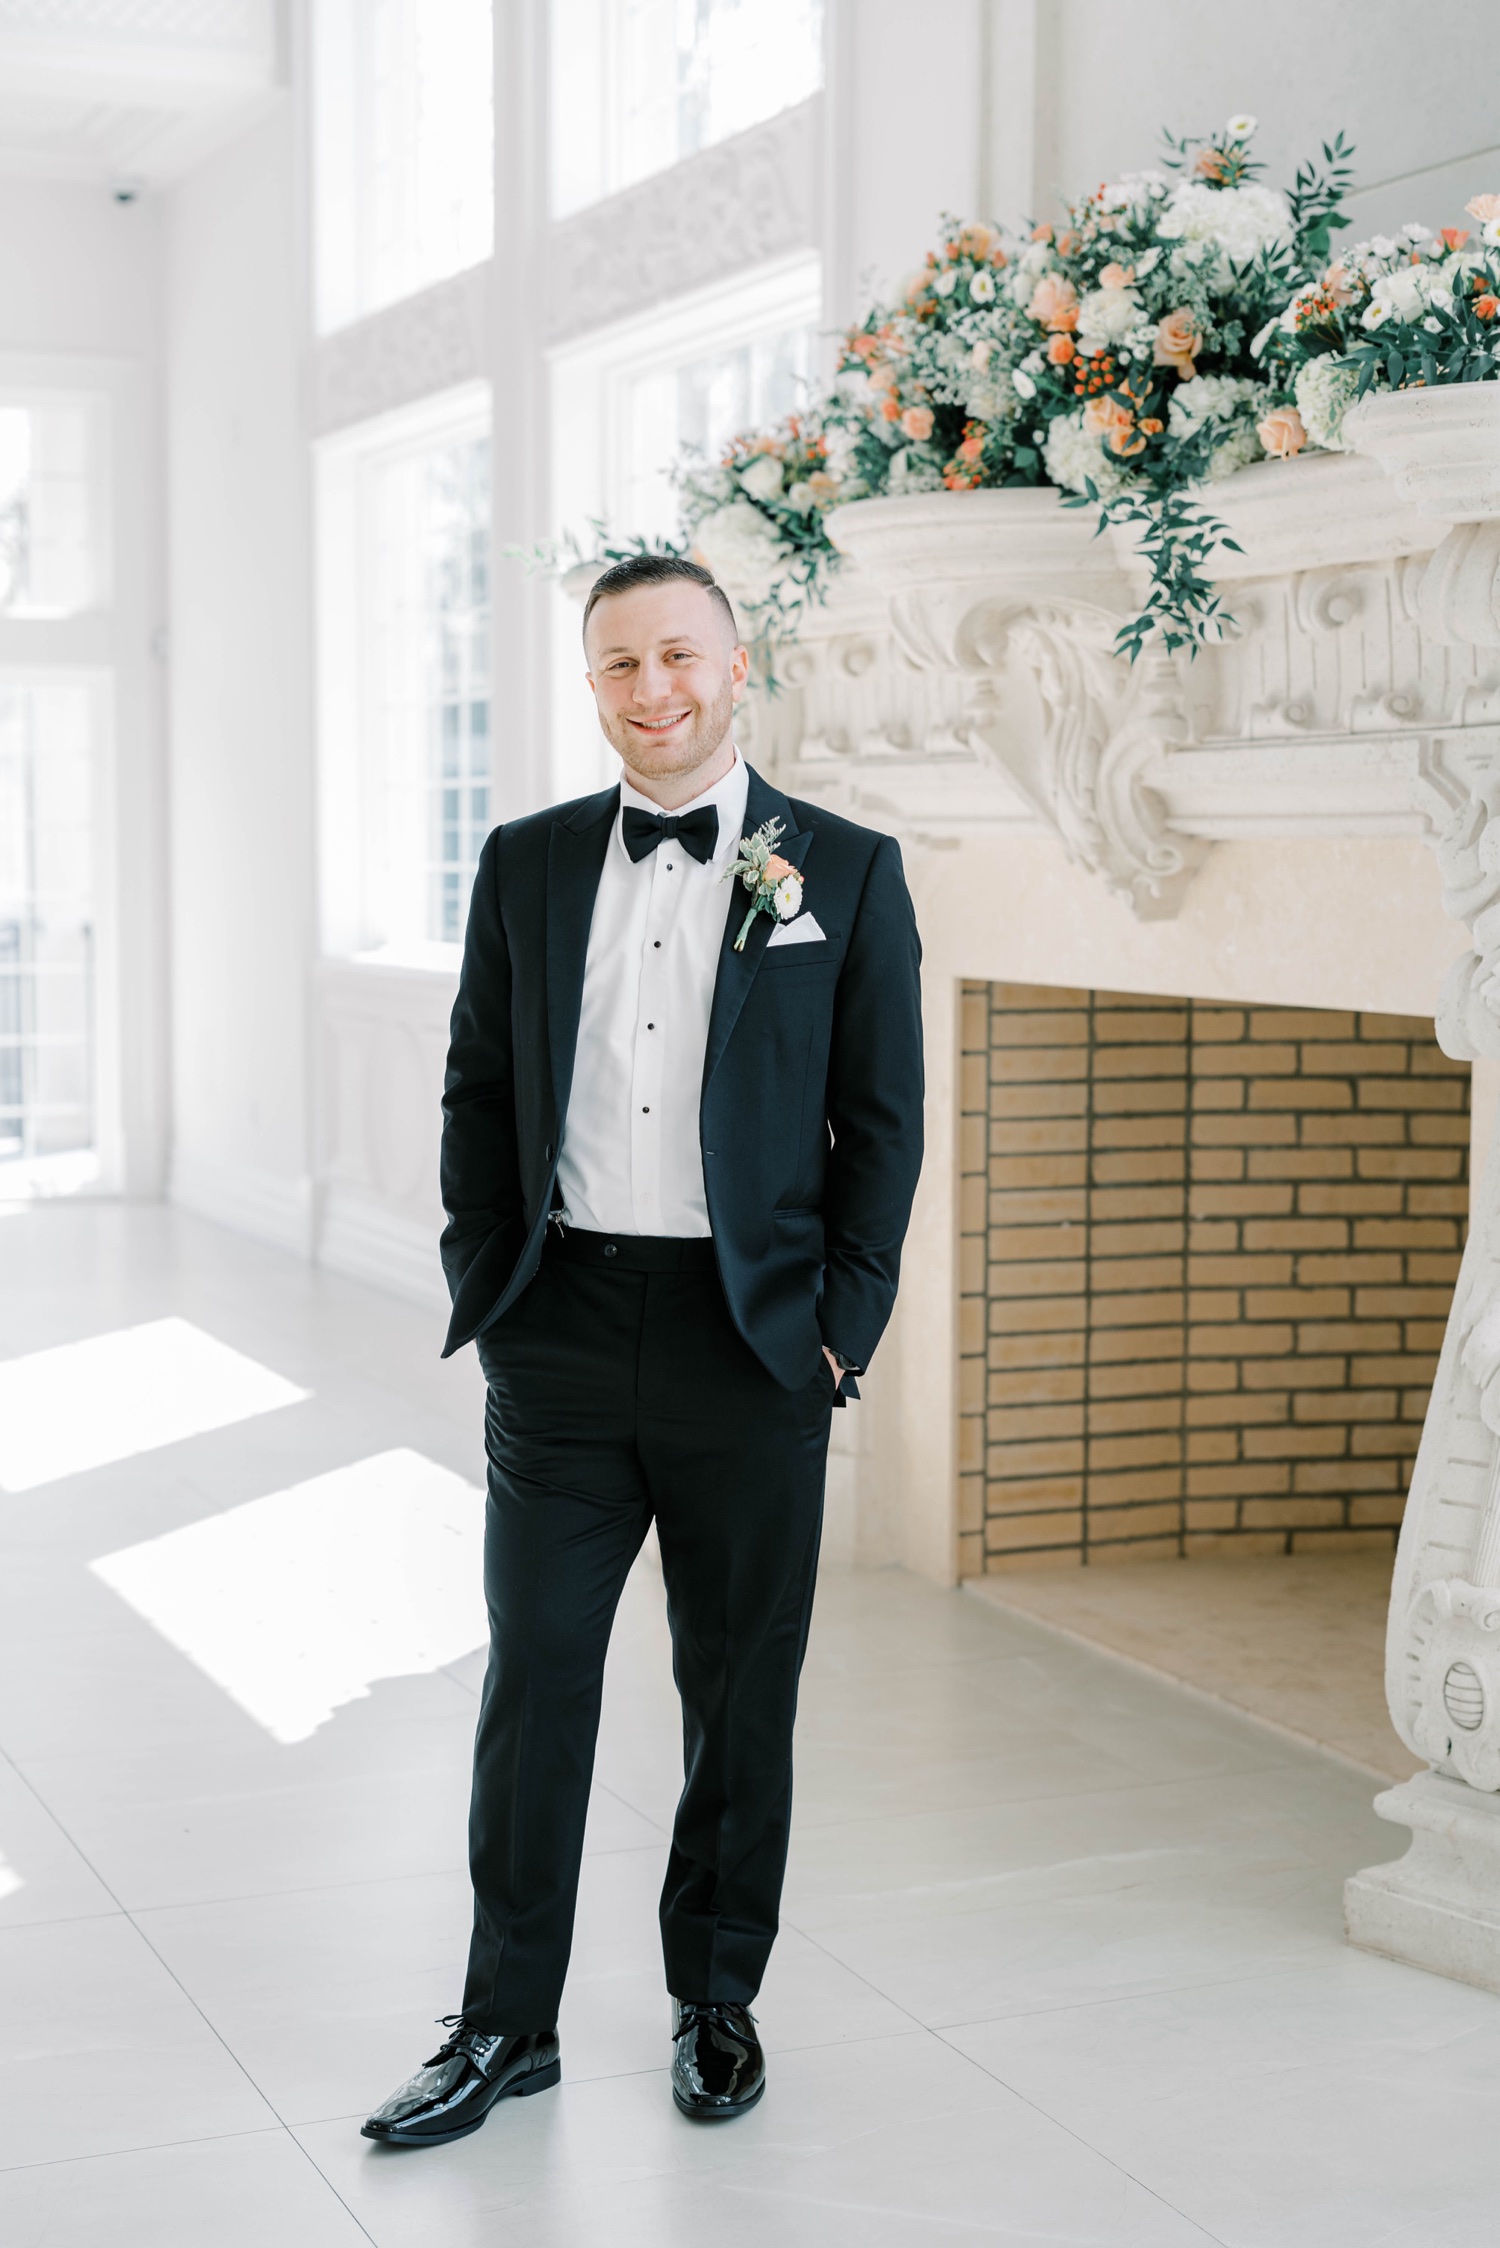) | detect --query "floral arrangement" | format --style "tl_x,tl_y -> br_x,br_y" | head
1255,193 -> 1500,444
723,817 -> 803,950
674,115 -> 1354,660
